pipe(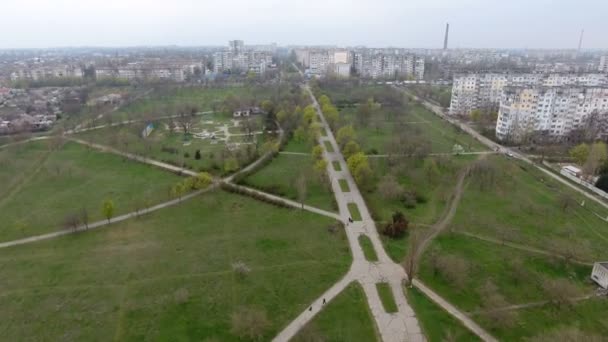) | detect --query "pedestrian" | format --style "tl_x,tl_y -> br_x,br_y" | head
323,298 -> 326,305
309,306 -> 312,312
